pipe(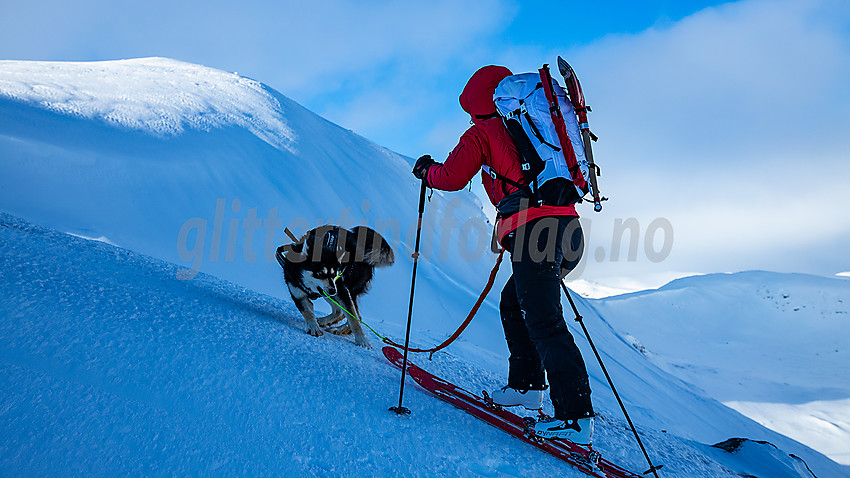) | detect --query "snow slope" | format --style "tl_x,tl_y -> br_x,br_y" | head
1,58 -> 847,476
0,57 -> 491,322
1,212 -> 844,477
594,272 -> 850,465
